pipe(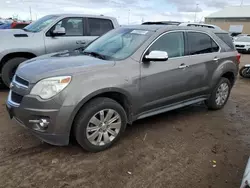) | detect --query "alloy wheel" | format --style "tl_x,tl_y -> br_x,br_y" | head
215,82 -> 229,106
86,109 -> 122,146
